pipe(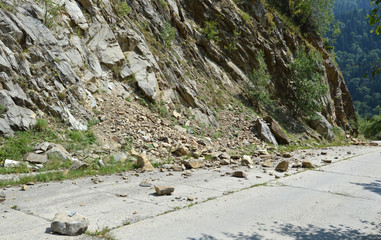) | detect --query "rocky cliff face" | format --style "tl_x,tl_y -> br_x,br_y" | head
0,0 -> 357,139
